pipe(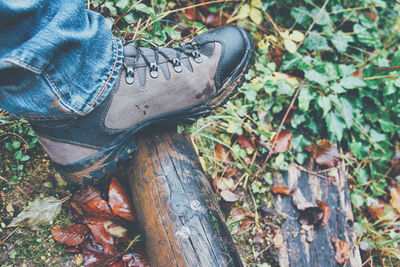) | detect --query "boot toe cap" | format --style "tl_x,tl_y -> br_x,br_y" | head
196,26 -> 252,88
